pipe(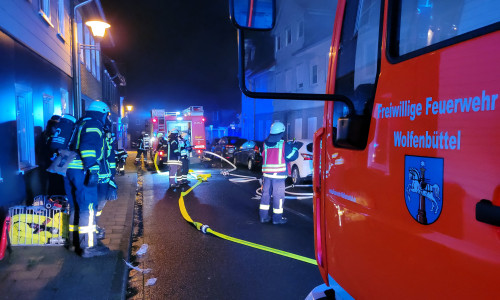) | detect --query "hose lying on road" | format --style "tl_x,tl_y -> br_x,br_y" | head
202,151 -> 313,199
178,174 -> 317,265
